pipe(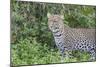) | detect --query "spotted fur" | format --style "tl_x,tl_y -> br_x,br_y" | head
47,14 -> 96,61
